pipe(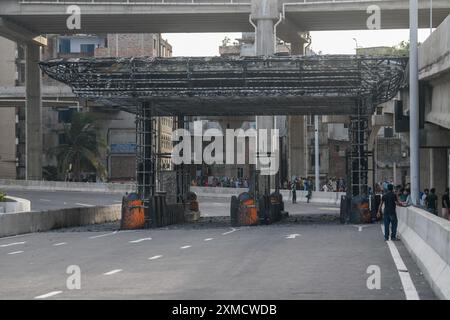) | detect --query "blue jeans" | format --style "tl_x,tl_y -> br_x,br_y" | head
384,213 -> 398,240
